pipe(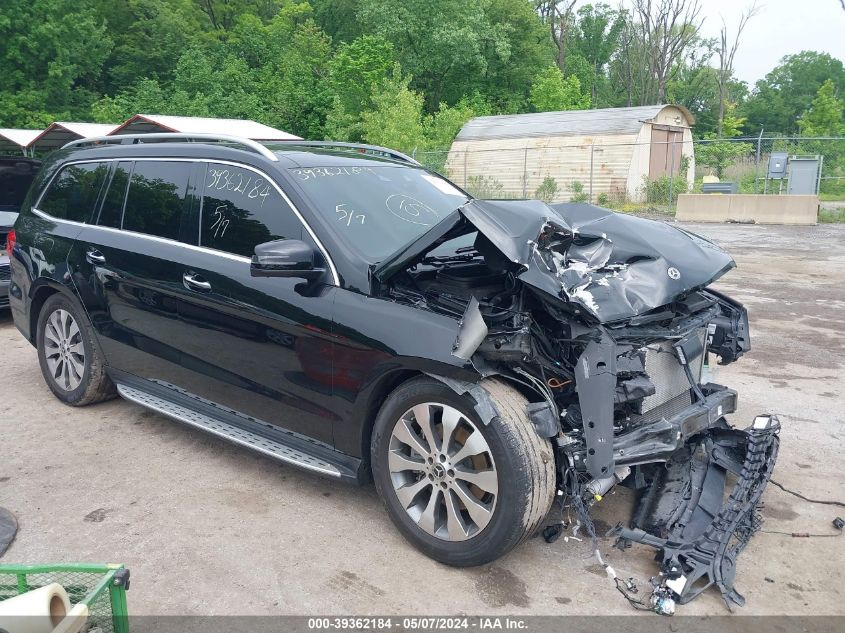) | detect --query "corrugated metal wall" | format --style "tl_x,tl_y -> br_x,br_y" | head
447,134 -> 637,201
